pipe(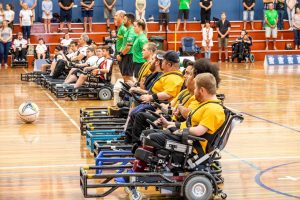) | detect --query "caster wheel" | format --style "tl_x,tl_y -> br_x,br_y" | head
70,94 -> 78,101
221,192 -> 227,199
130,191 -> 142,200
